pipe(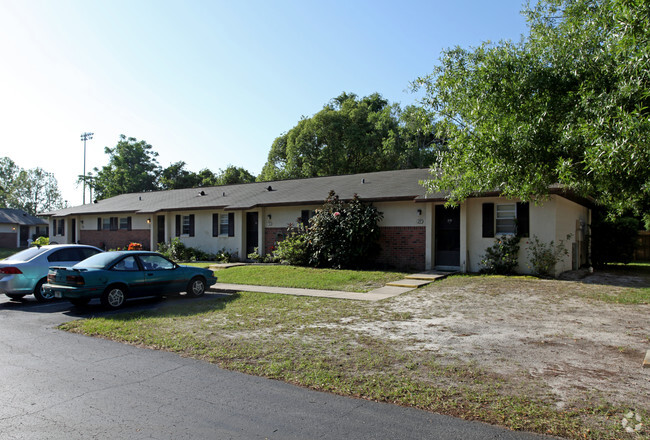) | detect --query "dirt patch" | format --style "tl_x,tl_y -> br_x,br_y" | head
346,271 -> 650,411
